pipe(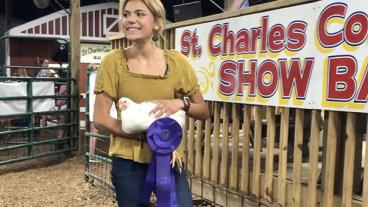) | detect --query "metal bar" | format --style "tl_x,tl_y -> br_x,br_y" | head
85,132 -> 109,139
26,78 -> 34,156
0,109 -> 78,118
0,136 -> 73,152
0,147 -> 73,165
